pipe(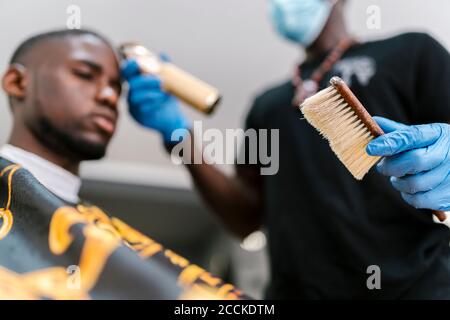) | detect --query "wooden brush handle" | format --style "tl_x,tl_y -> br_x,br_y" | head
330,77 -> 447,222
330,77 -> 384,137
434,210 -> 447,222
